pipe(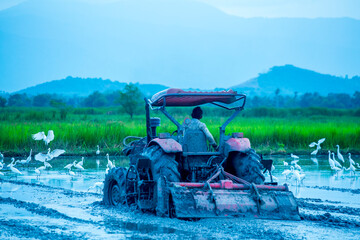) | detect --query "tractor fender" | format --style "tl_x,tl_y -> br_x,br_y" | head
224,138 -> 251,157
148,138 -> 183,153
